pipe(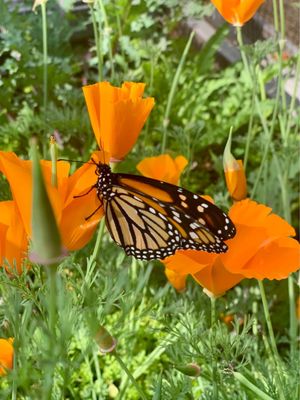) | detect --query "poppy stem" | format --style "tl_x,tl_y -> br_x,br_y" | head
47,264 -> 58,334
288,275 -> 297,361
41,2 -> 48,114
258,280 -> 286,400
233,372 -> 274,400
161,30 -> 195,154
210,296 -> 218,398
96,0 -> 115,81
90,4 -> 103,81
43,264 -> 58,399
91,218 -> 106,262
50,137 -> 58,188
113,351 -> 148,400
210,296 -> 216,327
